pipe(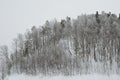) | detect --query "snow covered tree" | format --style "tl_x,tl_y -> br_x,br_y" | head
0,45 -> 12,77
